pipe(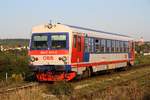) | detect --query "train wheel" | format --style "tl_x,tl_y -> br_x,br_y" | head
120,65 -> 129,71
124,65 -> 129,71
82,67 -> 92,79
74,75 -> 82,81
108,69 -> 115,74
128,62 -> 132,67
